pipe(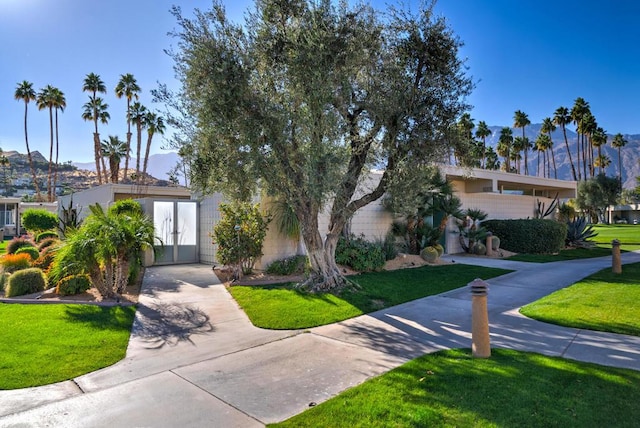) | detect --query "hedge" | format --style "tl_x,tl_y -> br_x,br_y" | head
482,219 -> 567,254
